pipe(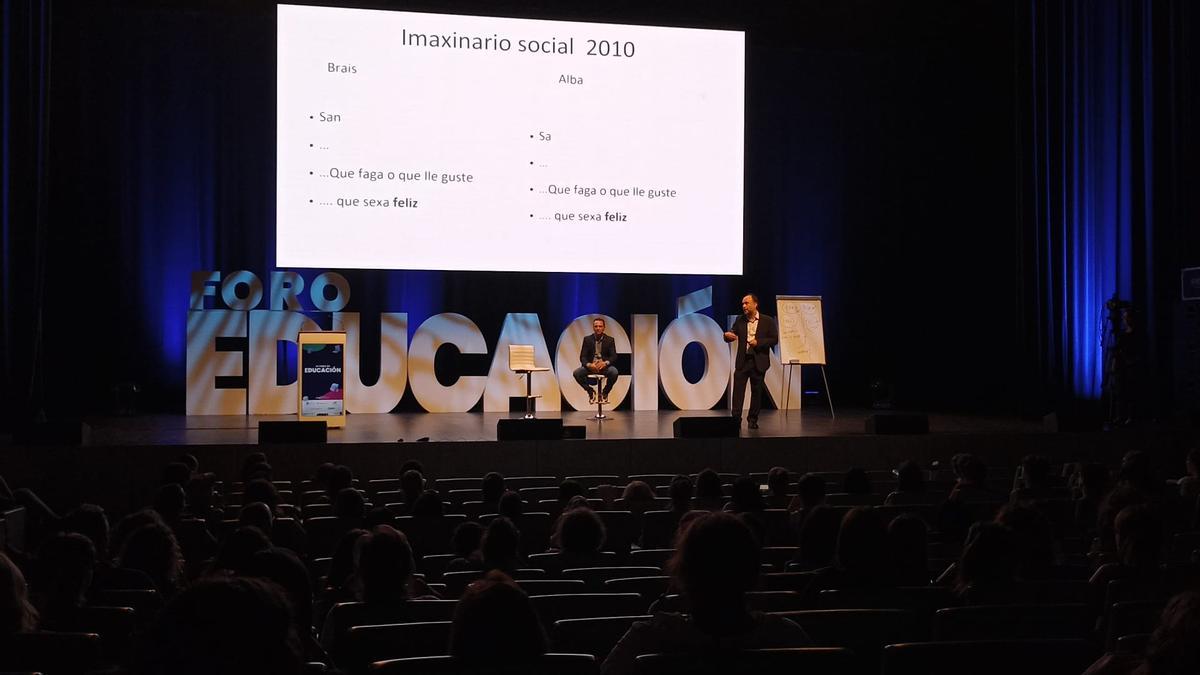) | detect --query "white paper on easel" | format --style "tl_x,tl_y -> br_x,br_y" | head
776,295 -> 826,365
